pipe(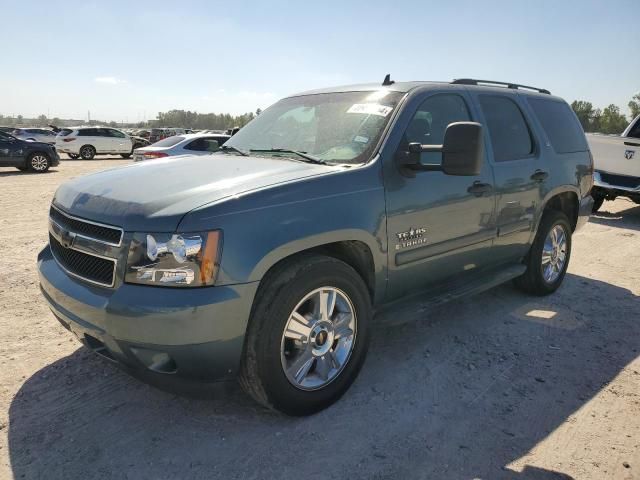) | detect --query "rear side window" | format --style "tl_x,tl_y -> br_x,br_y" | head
106,129 -> 126,138
528,98 -> 587,153
184,137 -> 221,152
152,136 -> 185,147
478,95 -> 533,162
78,128 -> 97,136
